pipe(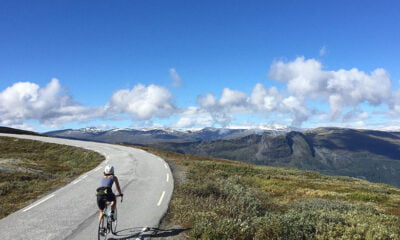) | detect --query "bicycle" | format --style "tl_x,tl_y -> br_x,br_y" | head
98,195 -> 123,240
